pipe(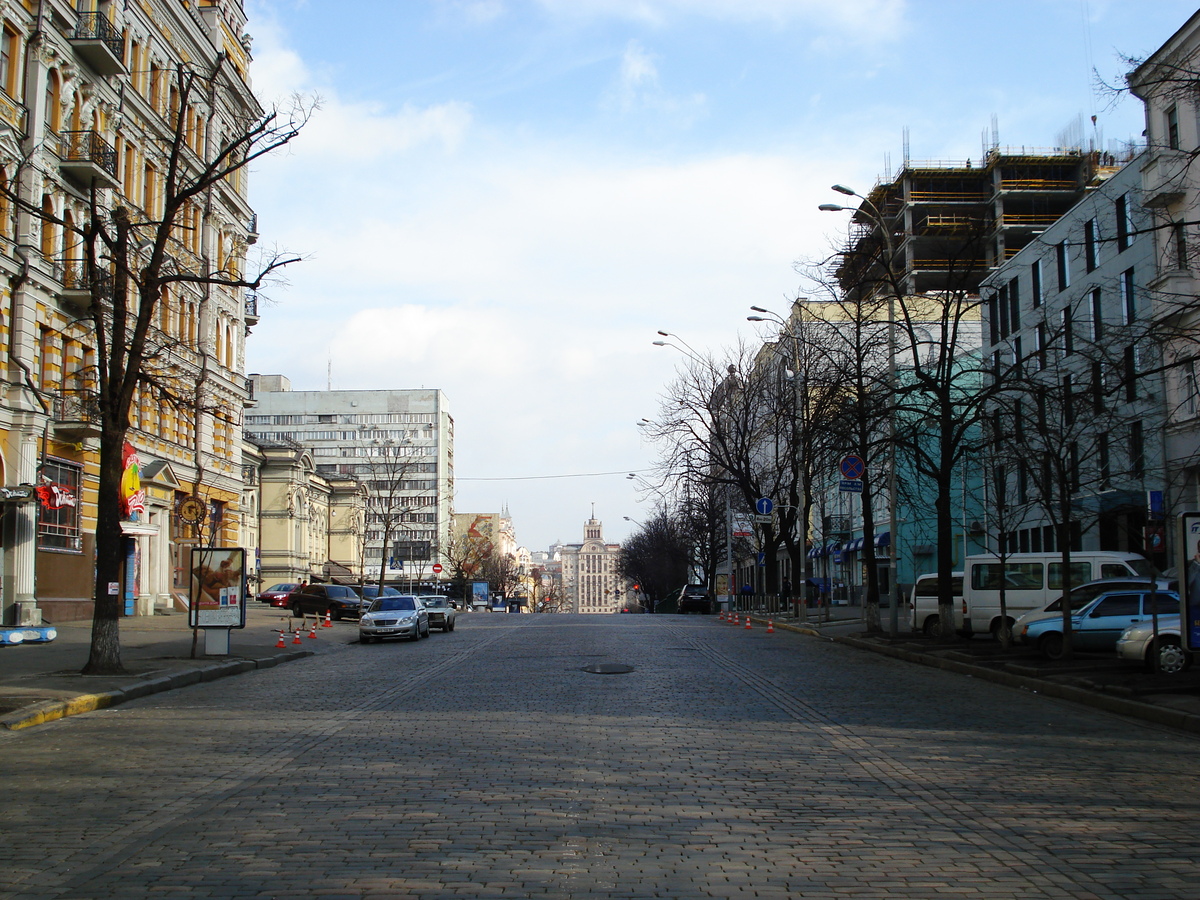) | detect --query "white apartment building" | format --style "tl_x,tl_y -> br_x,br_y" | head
245,377 -> 454,584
